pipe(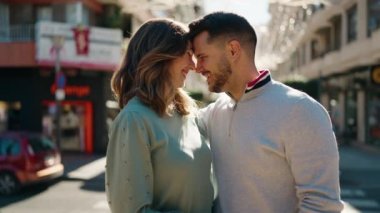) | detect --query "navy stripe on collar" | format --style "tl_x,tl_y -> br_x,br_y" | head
245,70 -> 271,93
